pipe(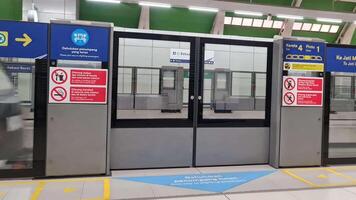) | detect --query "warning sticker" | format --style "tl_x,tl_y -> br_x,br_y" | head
49,67 -> 108,104
50,86 -> 67,102
282,76 -> 323,107
283,62 -> 324,72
